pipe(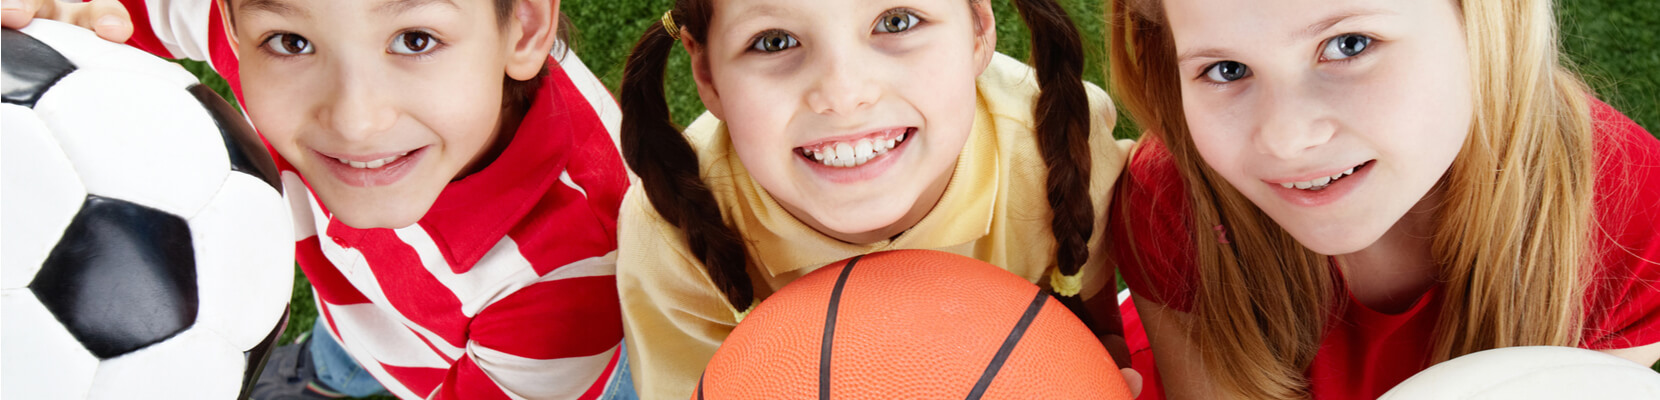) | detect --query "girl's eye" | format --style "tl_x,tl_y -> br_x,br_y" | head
1320,34 -> 1372,61
750,31 -> 799,53
875,10 -> 920,33
1203,61 -> 1251,83
263,33 -> 314,56
390,31 -> 438,55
